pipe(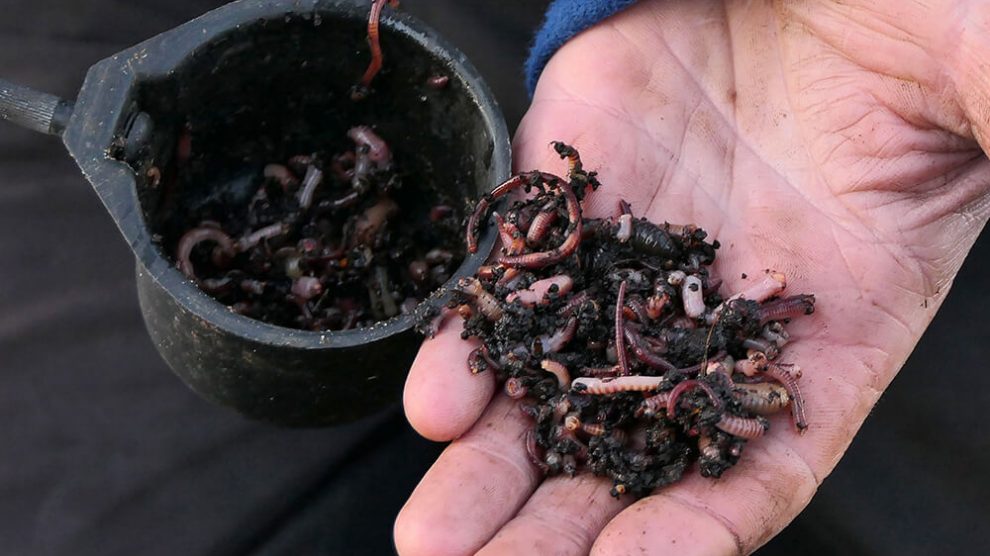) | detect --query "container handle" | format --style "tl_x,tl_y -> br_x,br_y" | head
0,78 -> 74,136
